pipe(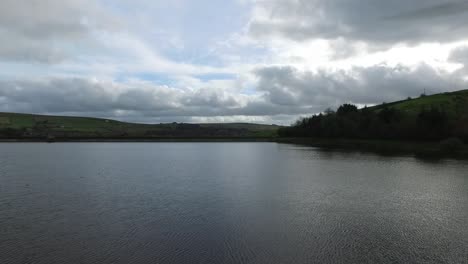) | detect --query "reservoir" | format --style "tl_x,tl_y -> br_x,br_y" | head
1,143 -> 467,263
